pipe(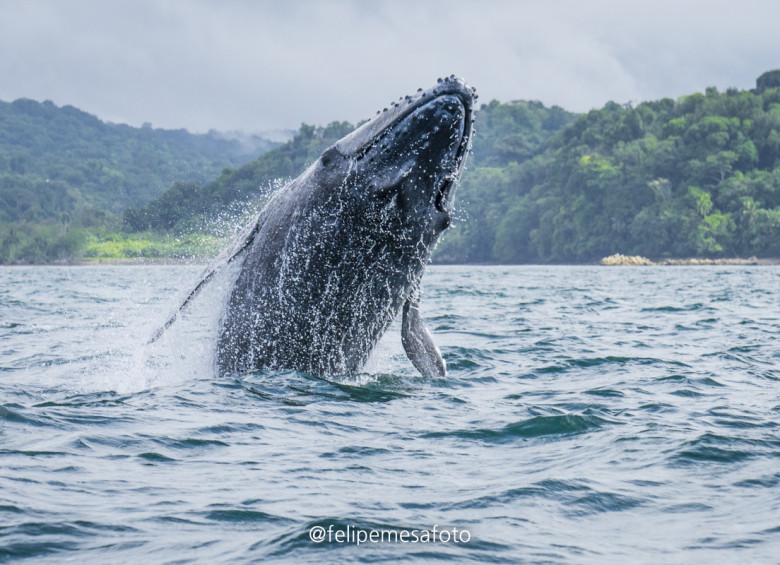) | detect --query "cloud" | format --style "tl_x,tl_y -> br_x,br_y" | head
0,0 -> 778,133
